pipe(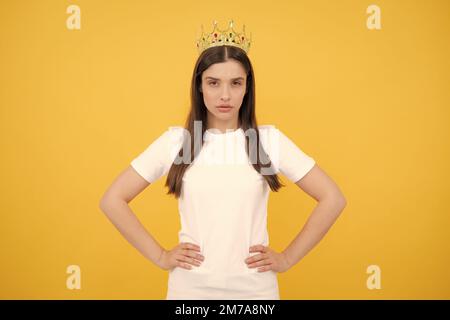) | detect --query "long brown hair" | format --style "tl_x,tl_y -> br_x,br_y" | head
165,45 -> 284,198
